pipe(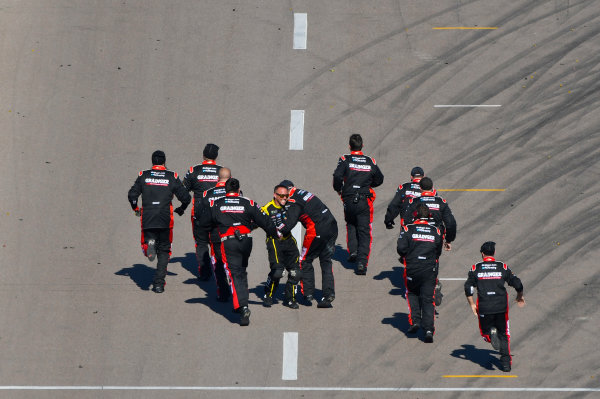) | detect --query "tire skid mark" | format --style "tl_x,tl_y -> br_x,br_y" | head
325,0 -> 591,131
284,0 -> 482,100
